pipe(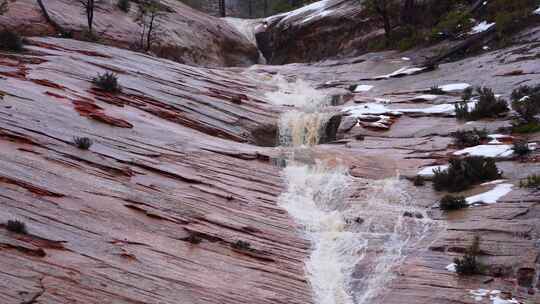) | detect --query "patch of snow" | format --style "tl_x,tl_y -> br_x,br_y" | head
518,95 -> 529,102
354,85 -> 374,92
481,179 -> 507,186
344,100 -> 476,117
466,183 -> 513,204
413,94 -> 439,101
277,0 -> 332,24
418,165 -> 449,177
401,57 -> 411,61
454,144 -> 513,158
488,134 -> 509,139
439,83 -> 471,92
492,296 -> 520,304
374,66 -> 425,79
534,6 -> 540,15
445,263 -> 456,272
483,46 -> 490,50
469,289 -> 519,304
344,103 -> 399,116
470,21 -> 495,34
529,142 -> 537,150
